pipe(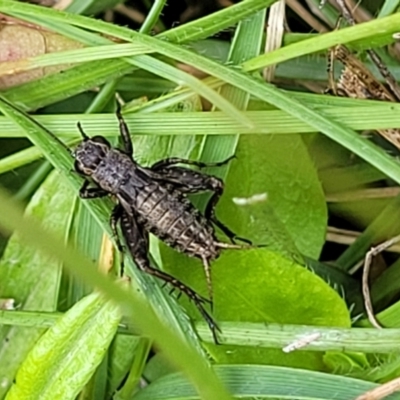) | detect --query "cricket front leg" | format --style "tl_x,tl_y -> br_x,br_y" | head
120,210 -> 221,343
79,180 -> 109,199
